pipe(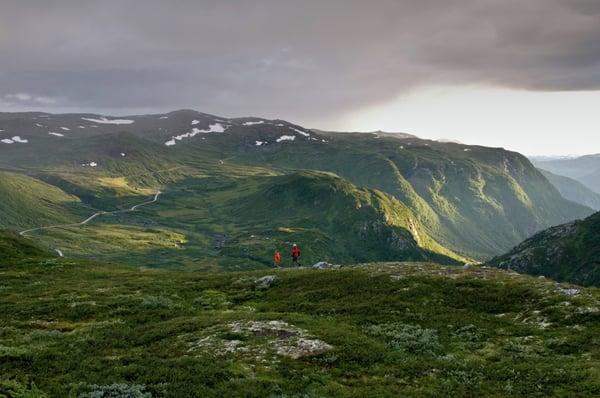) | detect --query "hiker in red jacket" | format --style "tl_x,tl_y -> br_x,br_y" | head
273,250 -> 282,269
292,243 -> 301,267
